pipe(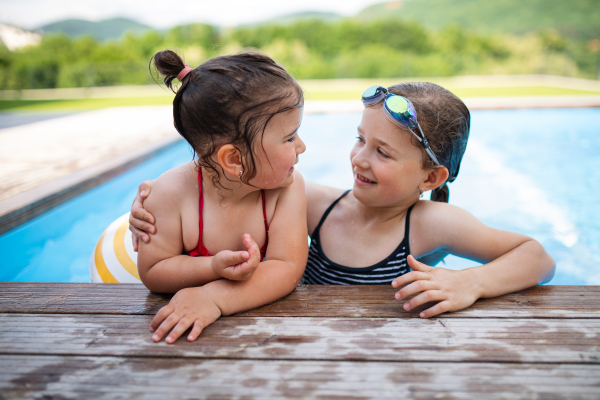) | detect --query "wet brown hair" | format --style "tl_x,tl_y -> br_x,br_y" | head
151,50 -> 303,189
388,82 -> 470,203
